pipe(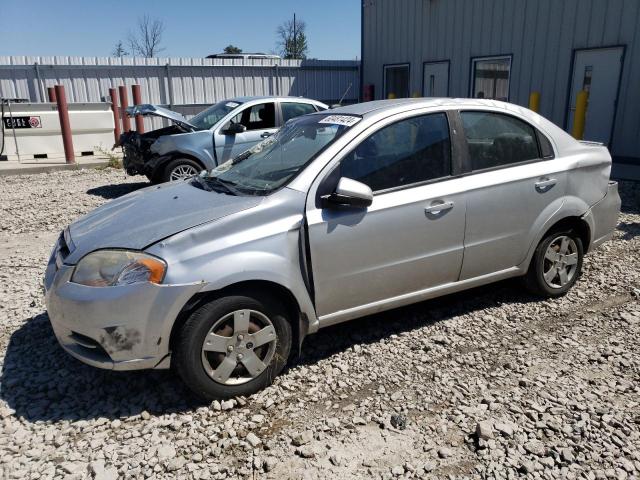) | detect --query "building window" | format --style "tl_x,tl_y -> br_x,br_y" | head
384,64 -> 410,99
470,56 -> 512,101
